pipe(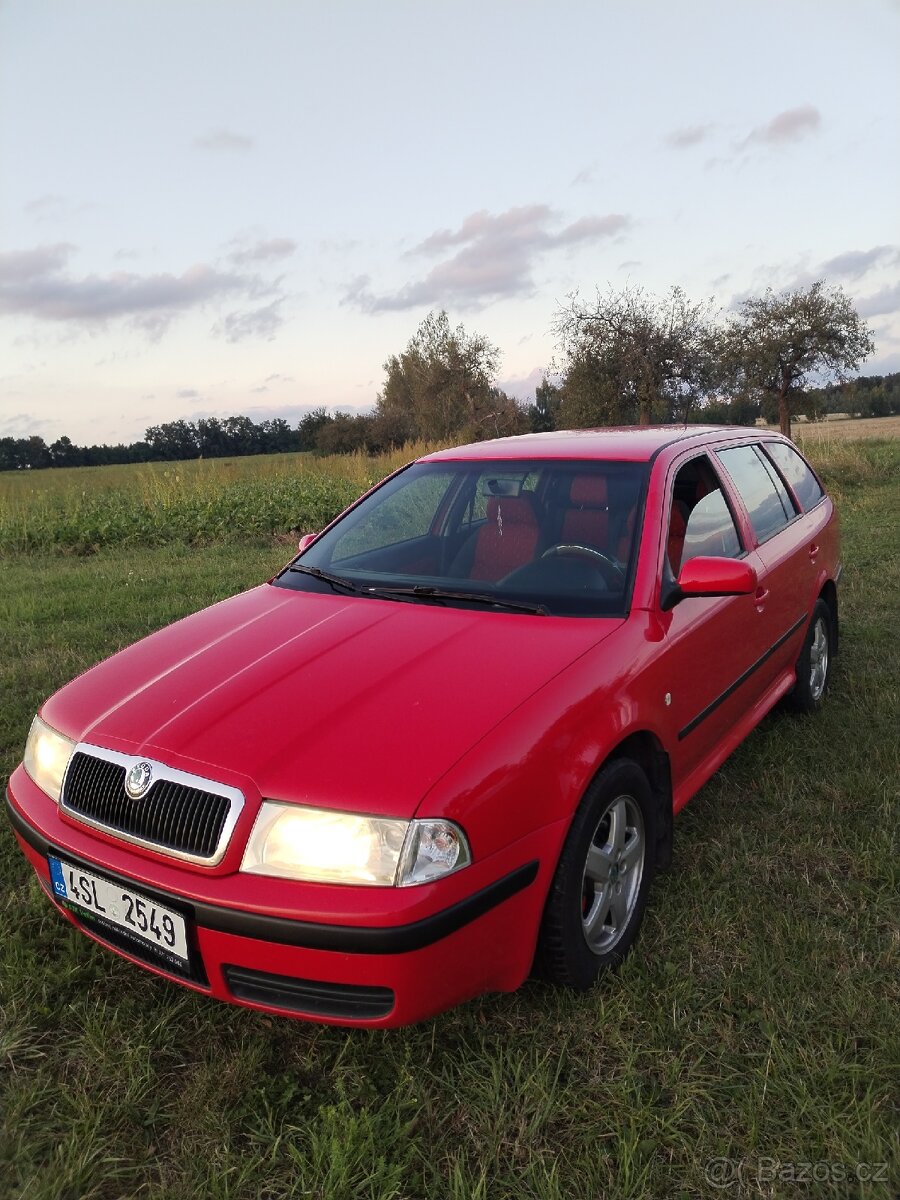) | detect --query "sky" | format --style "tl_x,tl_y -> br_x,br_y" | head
1,0 -> 899,447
